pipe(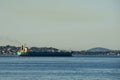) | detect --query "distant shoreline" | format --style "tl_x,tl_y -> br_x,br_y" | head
0,55 -> 120,57
0,45 -> 120,56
